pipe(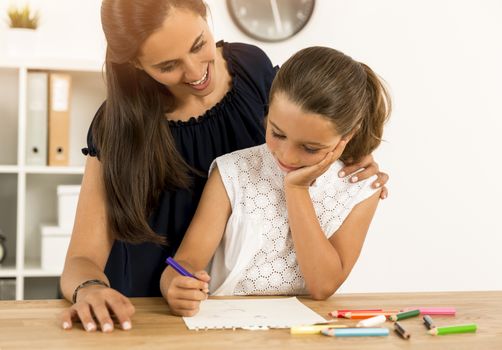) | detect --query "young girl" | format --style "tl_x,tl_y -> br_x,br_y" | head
163,46 -> 391,316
